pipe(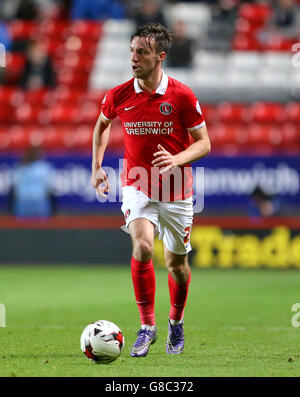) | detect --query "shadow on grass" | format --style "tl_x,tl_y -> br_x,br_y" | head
1,353 -> 80,360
